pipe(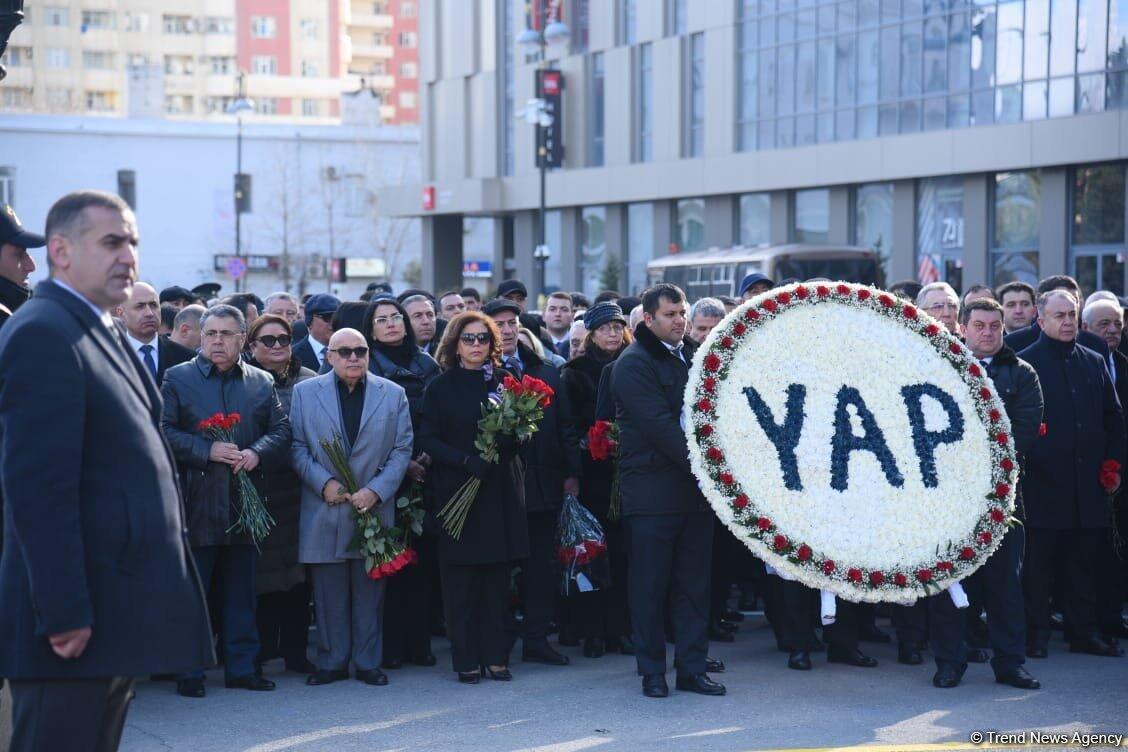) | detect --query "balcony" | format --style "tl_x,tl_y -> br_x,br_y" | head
349,43 -> 393,60
348,12 -> 393,30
